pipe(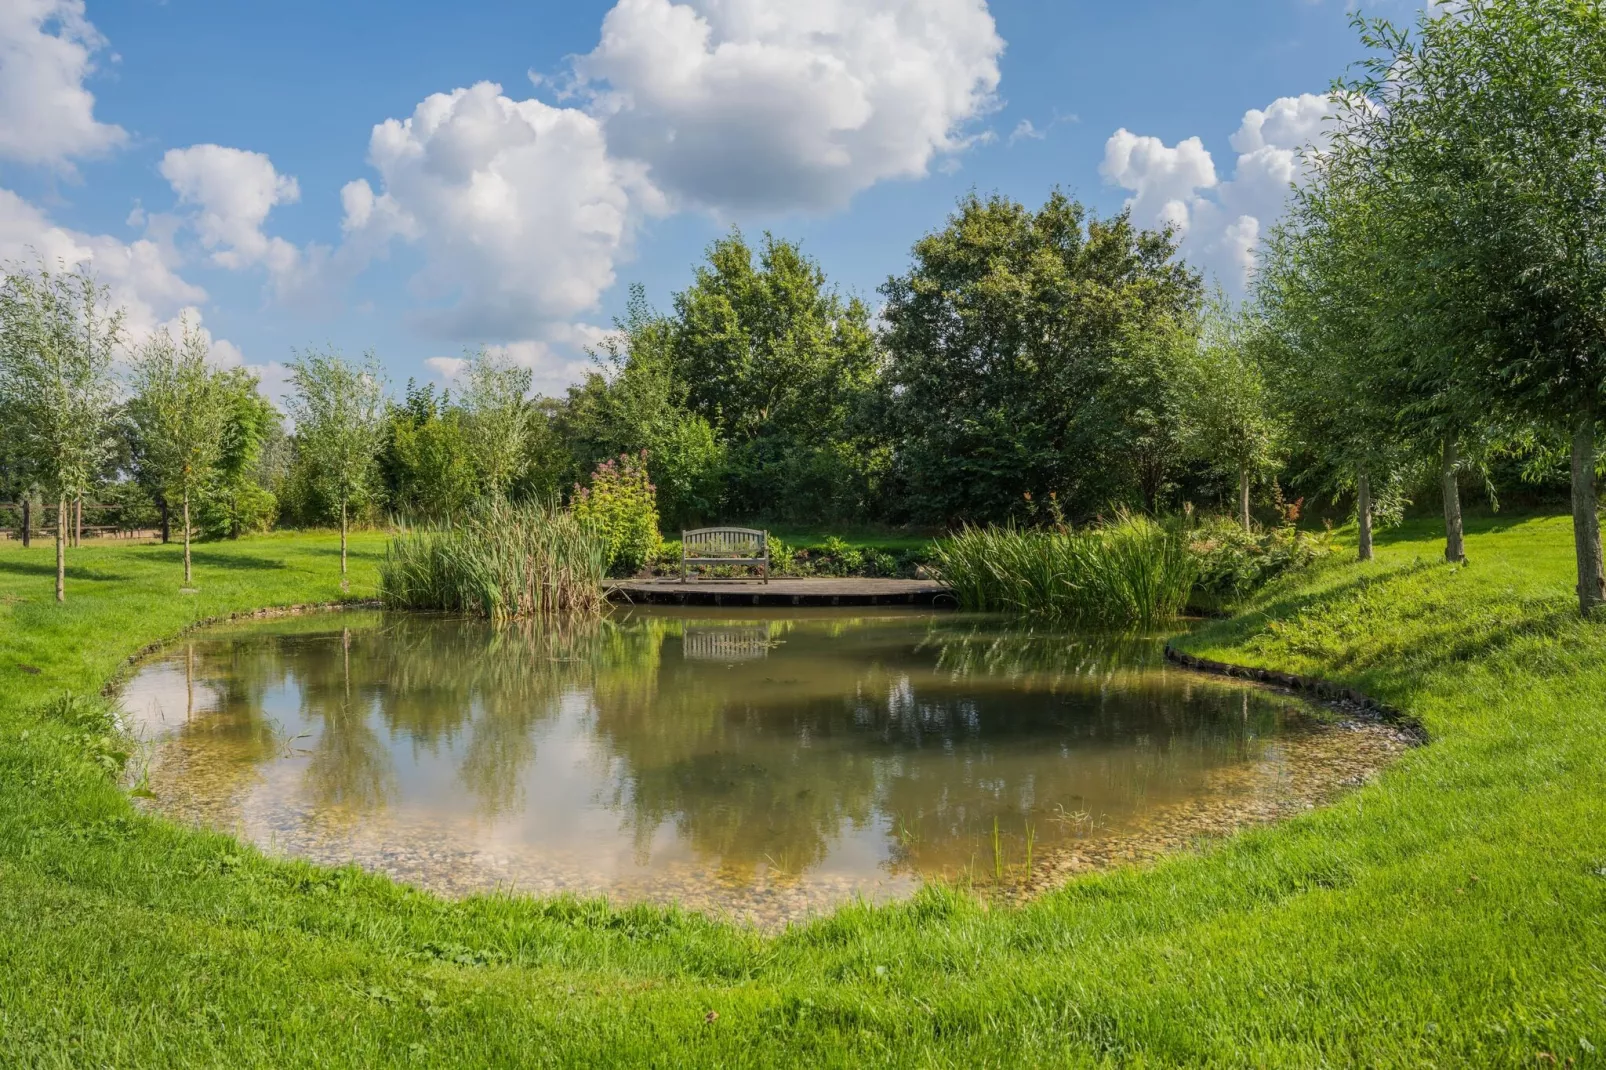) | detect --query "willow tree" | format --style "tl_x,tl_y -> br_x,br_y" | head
129,317 -> 231,586
457,347 -> 534,501
287,348 -> 386,578
1258,169 -> 1417,562
0,265 -> 121,602
1336,1 -> 1606,612
1177,301 -> 1282,531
